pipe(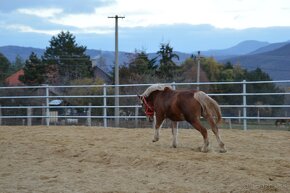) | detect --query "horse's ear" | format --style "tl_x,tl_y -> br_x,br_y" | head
137,94 -> 141,99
